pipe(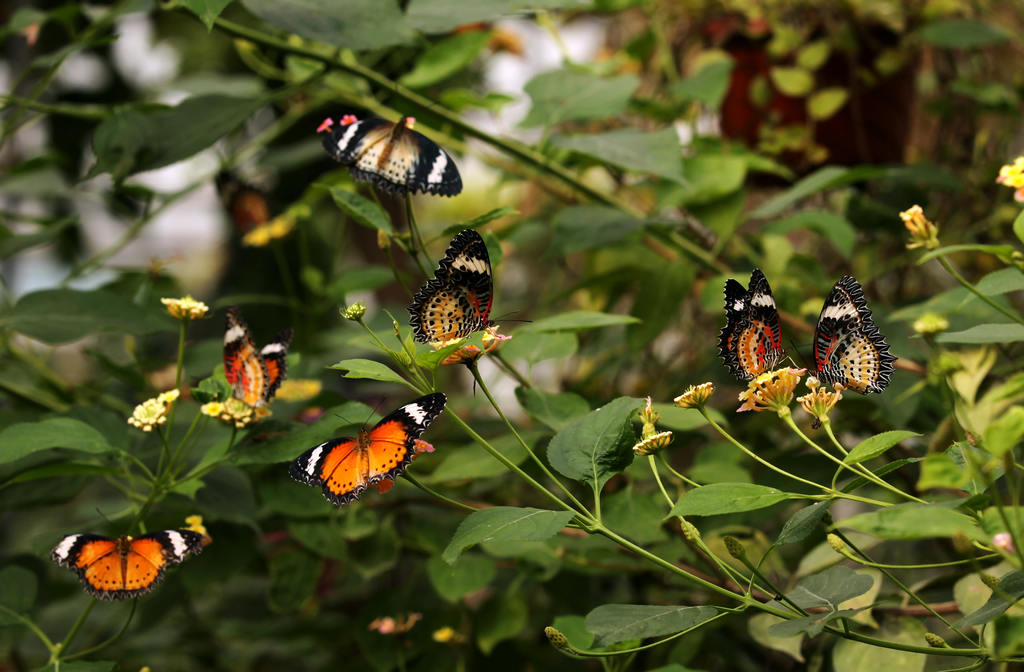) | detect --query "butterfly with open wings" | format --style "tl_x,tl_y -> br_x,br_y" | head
289,393 -> 447,506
